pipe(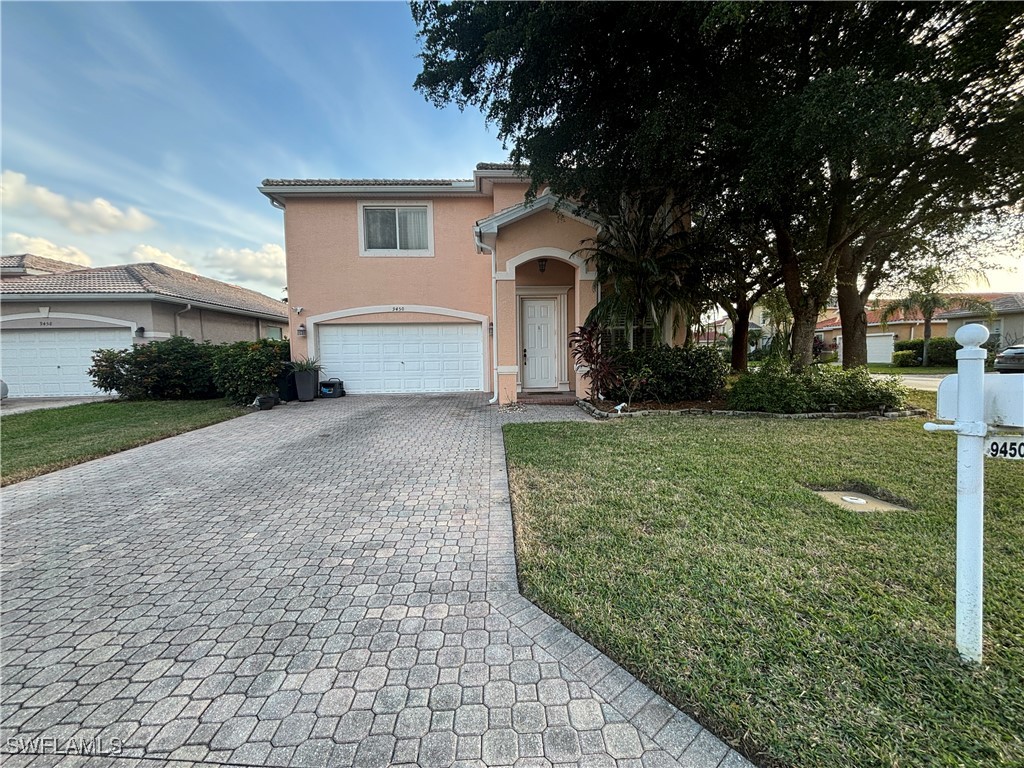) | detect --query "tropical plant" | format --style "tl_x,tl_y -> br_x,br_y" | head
569,323 -> 620,403
575,192 -> 700,348
880,266 -> 992,366
290,355 -> 322,372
